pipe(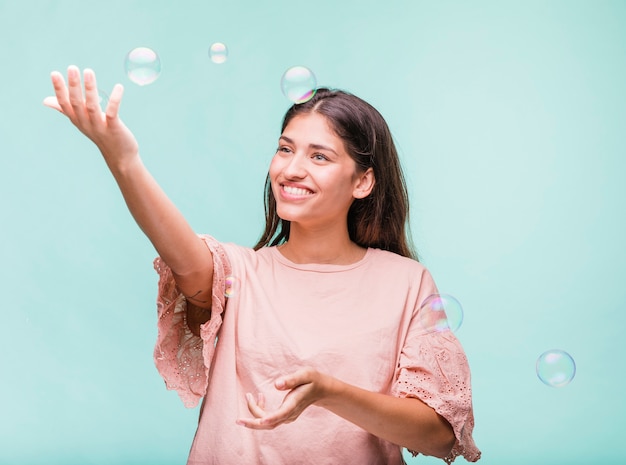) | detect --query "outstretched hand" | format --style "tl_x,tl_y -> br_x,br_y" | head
43,66 -> 139,169
236,367 -> 333,429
